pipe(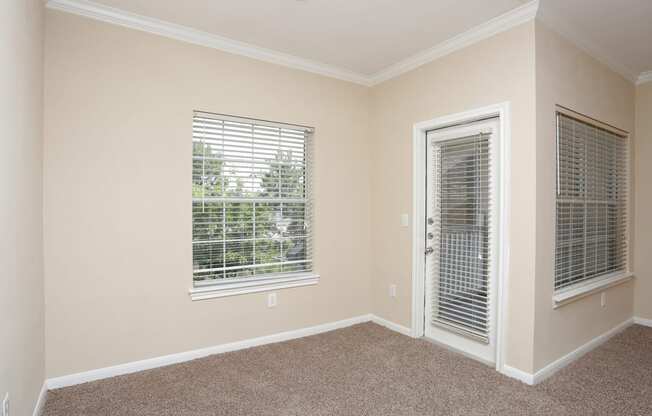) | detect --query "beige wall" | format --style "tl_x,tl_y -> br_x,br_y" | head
635,82 -> 652,319
369,22 -> 538,373
533,22 -> 636,371
43,10 -> 373,378
0,0 -> 45,414
42,9 -> 642,380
